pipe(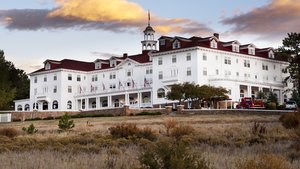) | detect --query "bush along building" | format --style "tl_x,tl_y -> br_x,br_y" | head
14,17 -> 291,112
